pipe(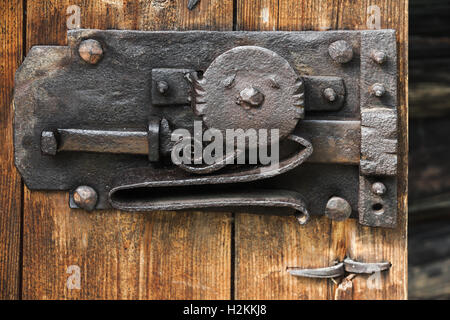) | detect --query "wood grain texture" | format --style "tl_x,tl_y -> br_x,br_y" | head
235,0 -> 408,300
22,0 -> 233,300
409,36 -> 450,118
409,210 -> 450,299
0,0 -> 23,300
